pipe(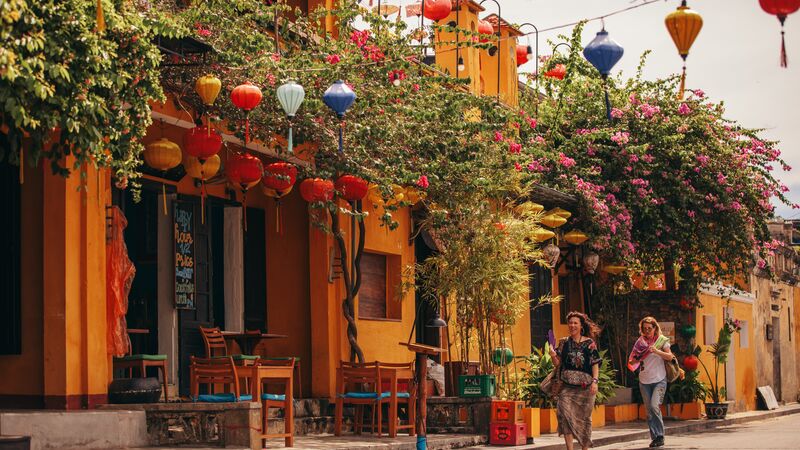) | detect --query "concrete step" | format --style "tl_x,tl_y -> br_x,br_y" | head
0,410 -> 147,450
